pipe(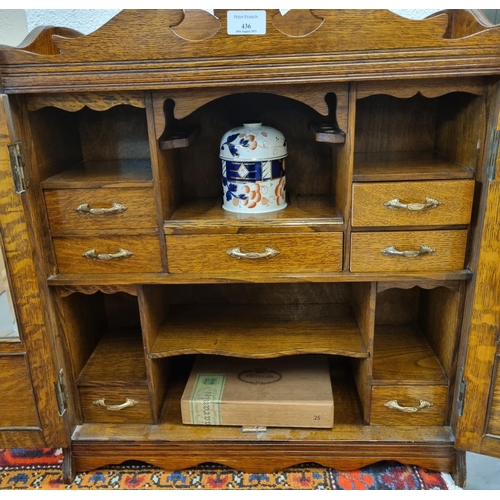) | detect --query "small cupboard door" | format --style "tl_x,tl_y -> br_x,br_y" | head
0,94 -> 68,448
455,99 -> 500,459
